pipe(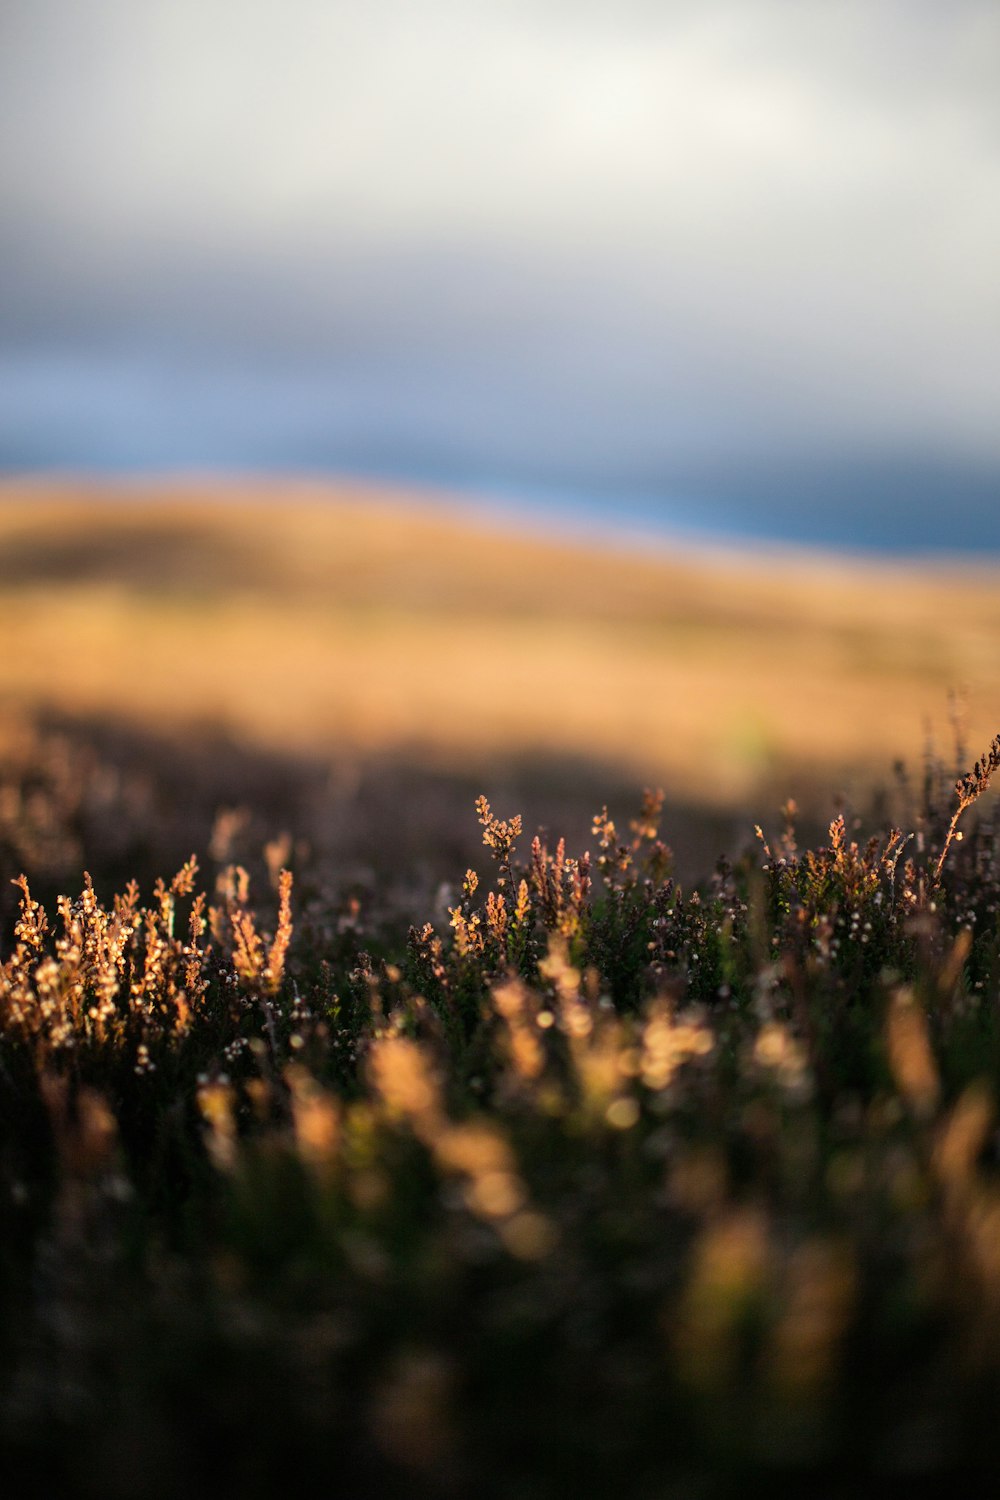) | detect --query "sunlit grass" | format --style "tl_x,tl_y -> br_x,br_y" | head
3,730 -> 1000,1490
4,480 -> 1000,812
